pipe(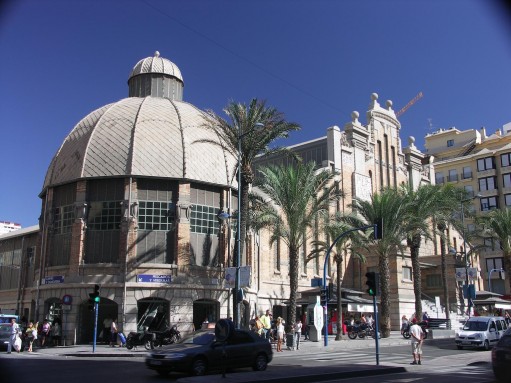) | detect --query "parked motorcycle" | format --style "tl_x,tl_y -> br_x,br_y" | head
152,325 -> 181,347
125,329 -> 155,350
402,320 -> 429,339
346,322 -> 376,339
